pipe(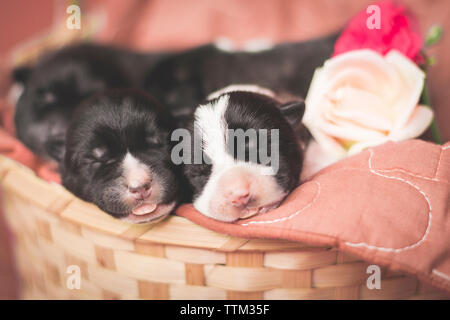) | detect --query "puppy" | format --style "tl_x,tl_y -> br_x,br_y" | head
144,33 -> 337,123
180,86 -> 304,222
13,43 -> 167,162
61,89 -> 186,224
13,35 -> 335,161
